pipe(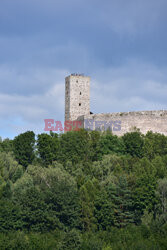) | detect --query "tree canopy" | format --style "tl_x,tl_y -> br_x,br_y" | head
0,129 -> 167,249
